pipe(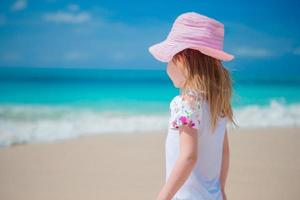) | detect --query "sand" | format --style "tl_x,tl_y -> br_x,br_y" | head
0,127 -> 299,200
